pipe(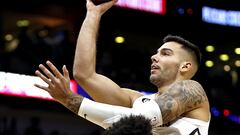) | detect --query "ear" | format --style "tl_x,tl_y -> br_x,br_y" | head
180,62 -> 192,73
